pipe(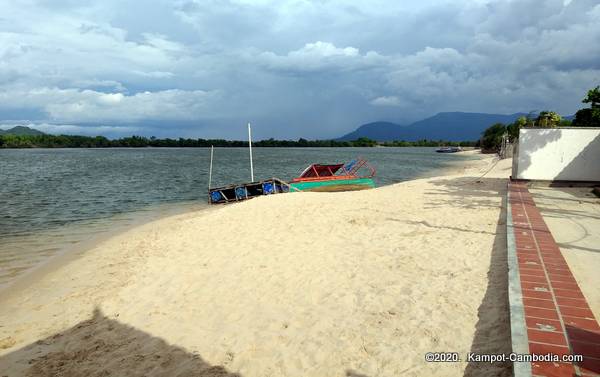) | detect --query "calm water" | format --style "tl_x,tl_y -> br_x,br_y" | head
0,147 -> 478,286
